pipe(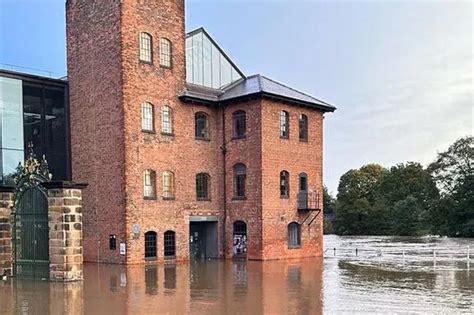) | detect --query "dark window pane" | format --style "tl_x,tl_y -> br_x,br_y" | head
288,222 -> 300,248
144,231 -> 157,259
196,173 -> 209,199
299,173 -> 308,191
164,231 -> 176,258
195,112 -> 209,139
233,111 -> 246,138
234,164 -> 246,197
280,171 -> 289,197
299,114 -> 308,141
